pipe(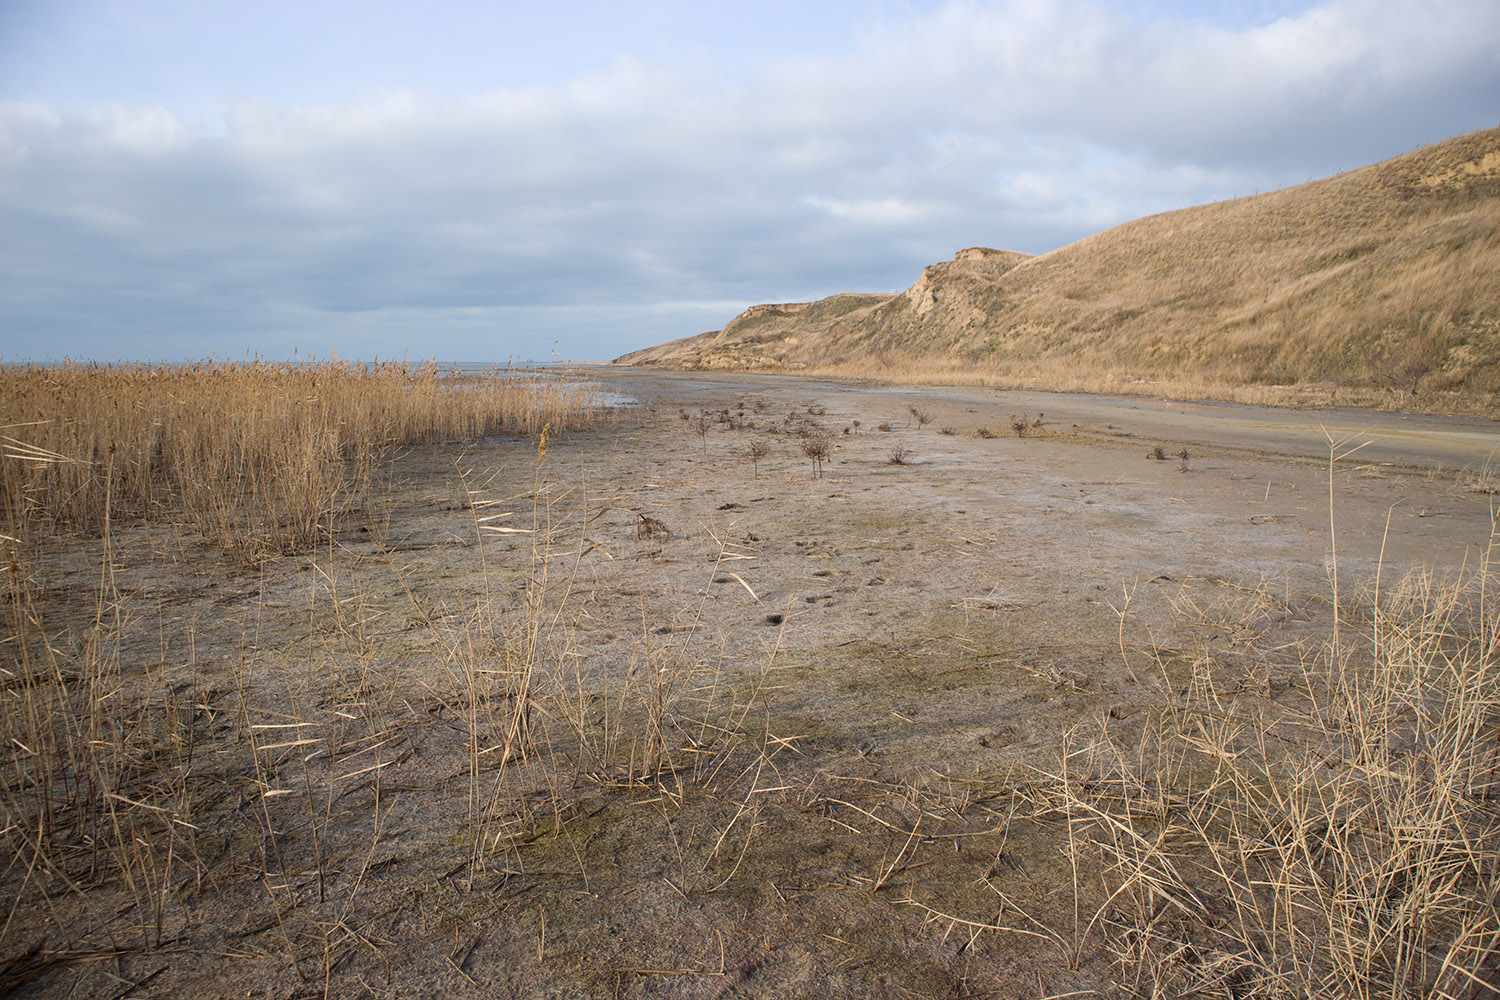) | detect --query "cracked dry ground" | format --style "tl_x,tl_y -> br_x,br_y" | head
7,370 -> 1498,998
